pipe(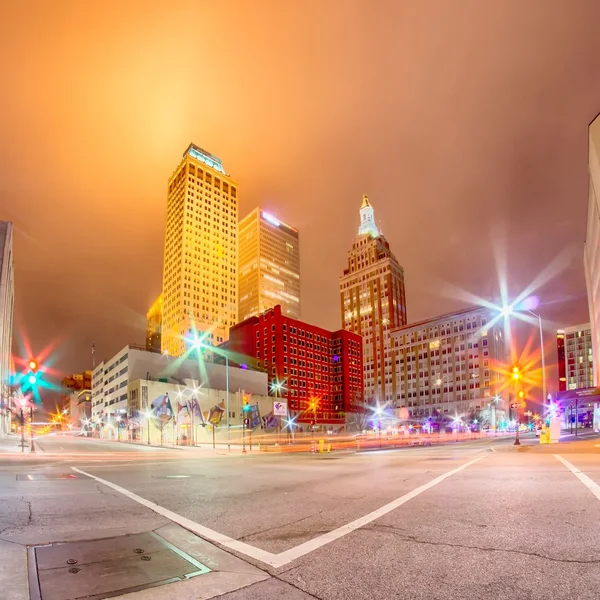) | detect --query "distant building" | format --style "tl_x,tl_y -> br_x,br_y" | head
62,371 -> 92,393
161,144 -> 239,357
69,389 -> 92,428
391,306 -> 508,426
0,221 -> 14,437
146,293 -> 162,352
584,113 -> 600,385
557,330 -> 566,391
227,305 -> 363,424
340,196 -> 407,404
557,324 -> 593,391
238,208 -> 300,321
91,343 -> 267,436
